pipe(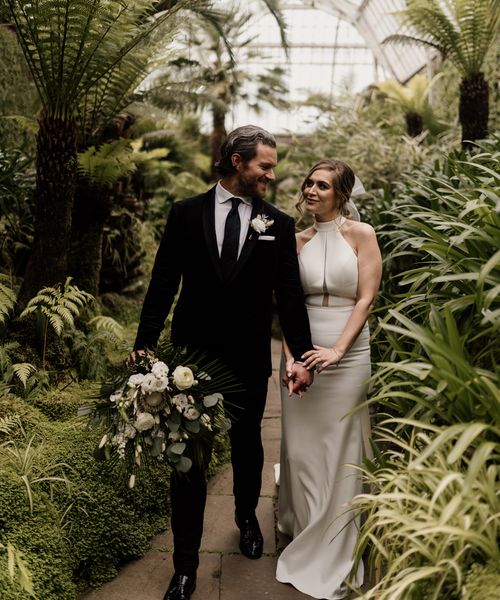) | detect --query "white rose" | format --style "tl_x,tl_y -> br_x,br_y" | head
134,411 -> 155,432
184,406 -> 201,421
141,372 -> 169,393
172,366 -> 195,390
251,217 -> 266,233
151,361 -> 169,378
127,373 -> 145,388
